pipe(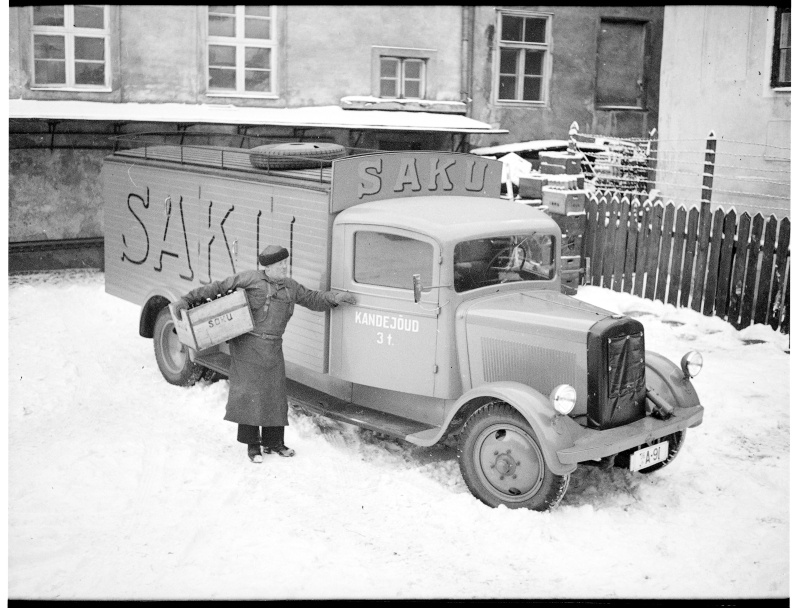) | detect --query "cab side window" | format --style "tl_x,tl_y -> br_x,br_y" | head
354,231 -> 433,291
